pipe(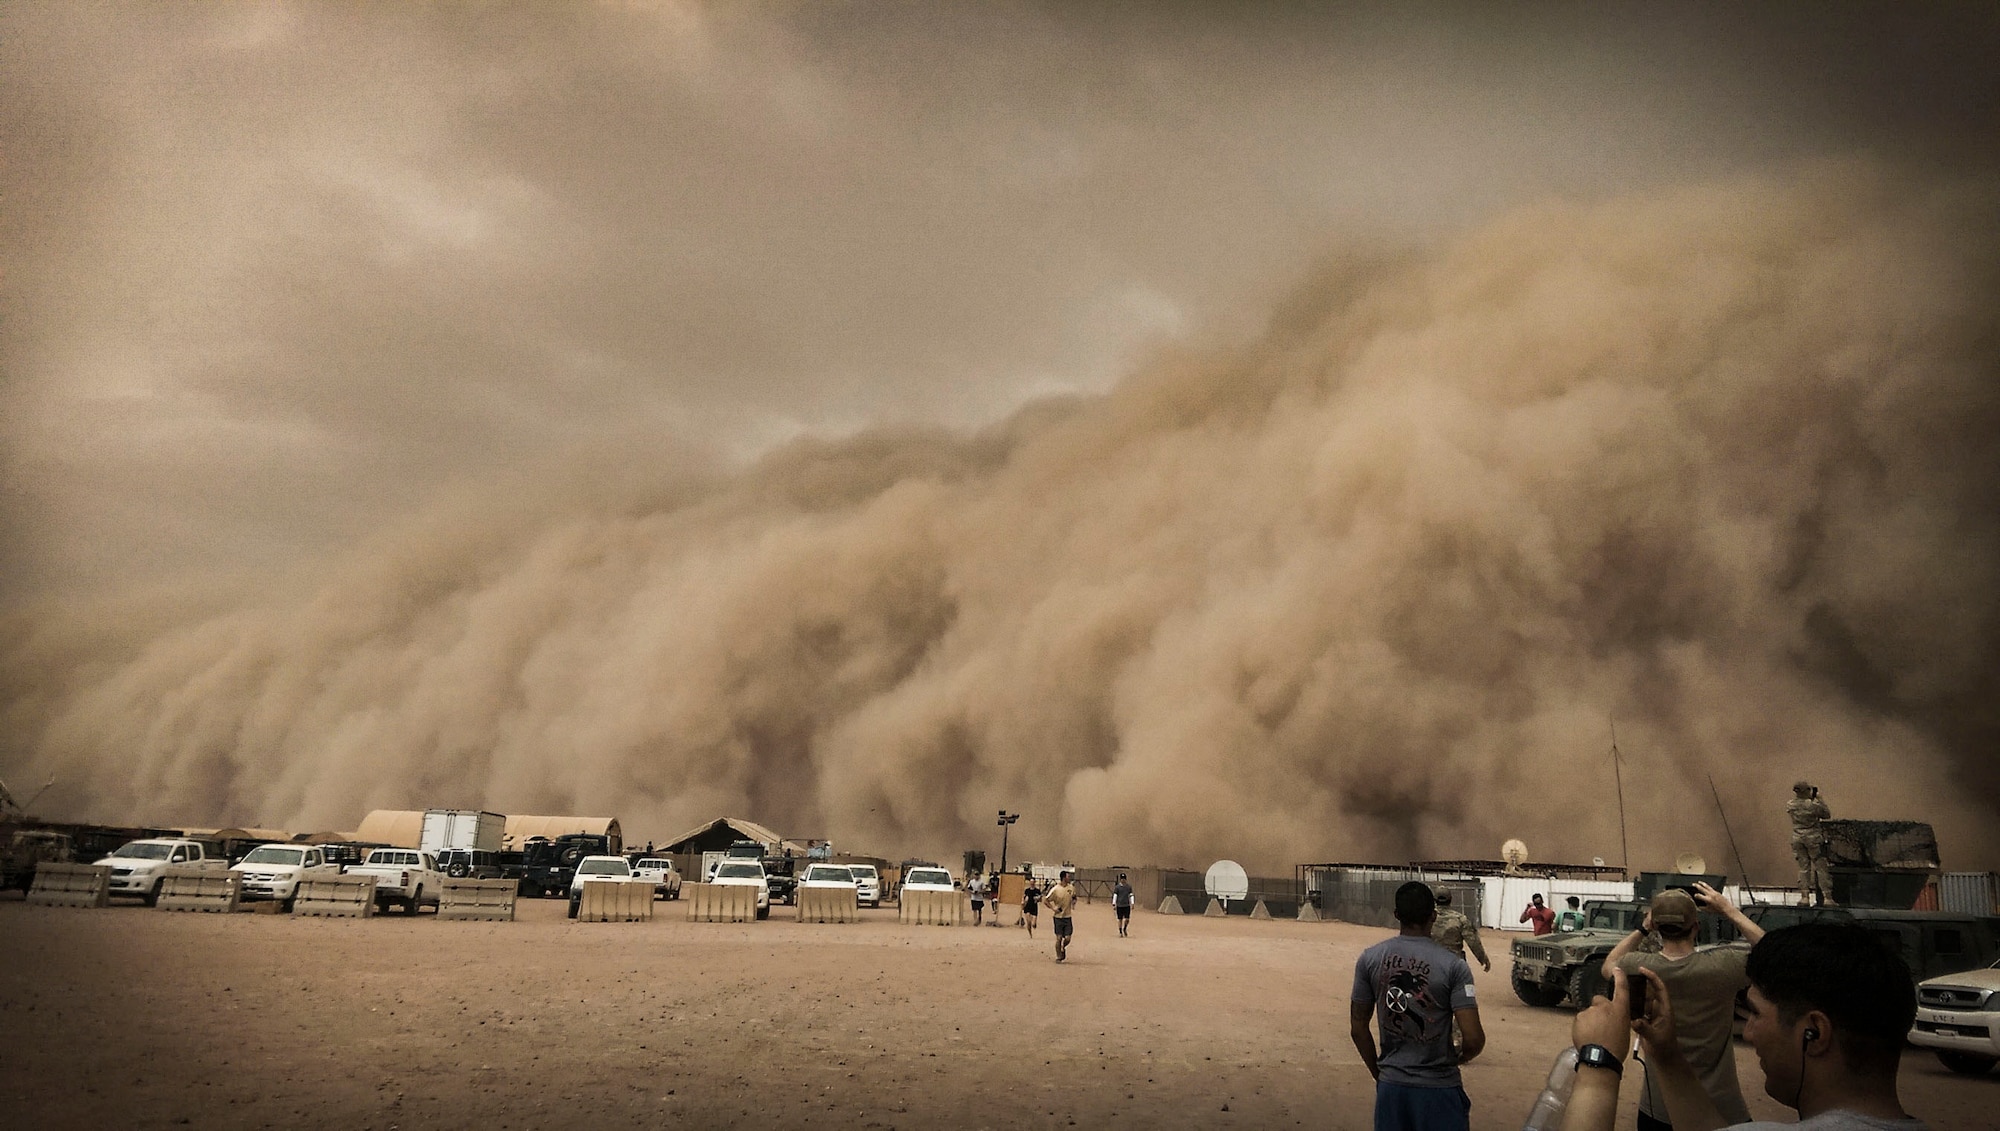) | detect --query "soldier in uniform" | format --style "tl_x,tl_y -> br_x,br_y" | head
1429,888 -> 1491,973
1788,780 -> 1832,904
